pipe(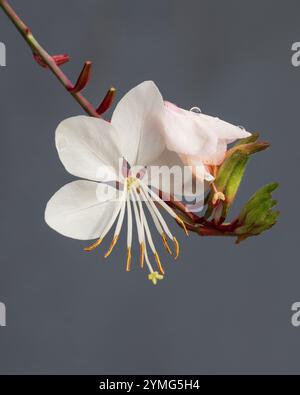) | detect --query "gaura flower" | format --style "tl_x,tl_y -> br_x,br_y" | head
161,101 -> 251,205
163,101 -> 251,168
45,81 -> 190,285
